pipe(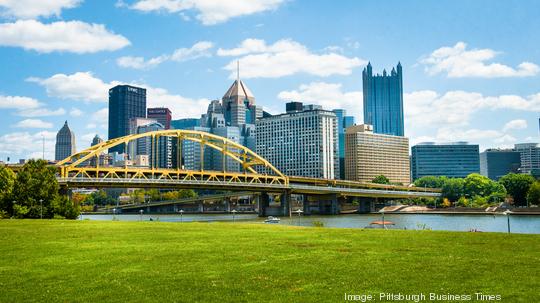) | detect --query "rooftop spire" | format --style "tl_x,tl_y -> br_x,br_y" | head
237,60 -> 240,83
